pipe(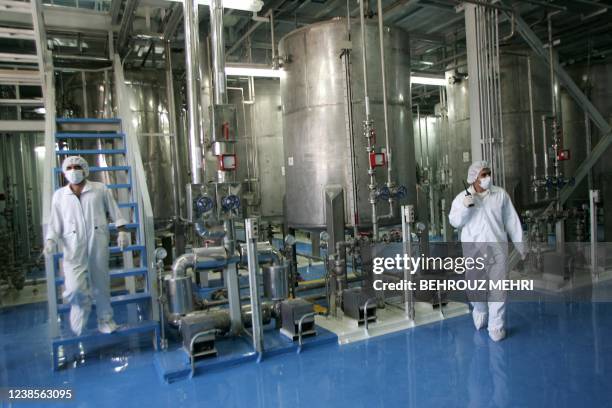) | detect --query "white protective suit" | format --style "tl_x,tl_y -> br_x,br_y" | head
448,183 -> 523,334
46,180 -> 127,326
